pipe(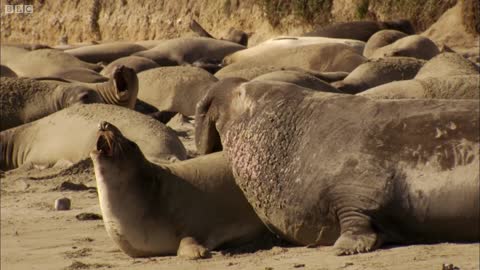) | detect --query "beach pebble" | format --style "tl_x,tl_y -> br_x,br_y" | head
54,197 -> 71,211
